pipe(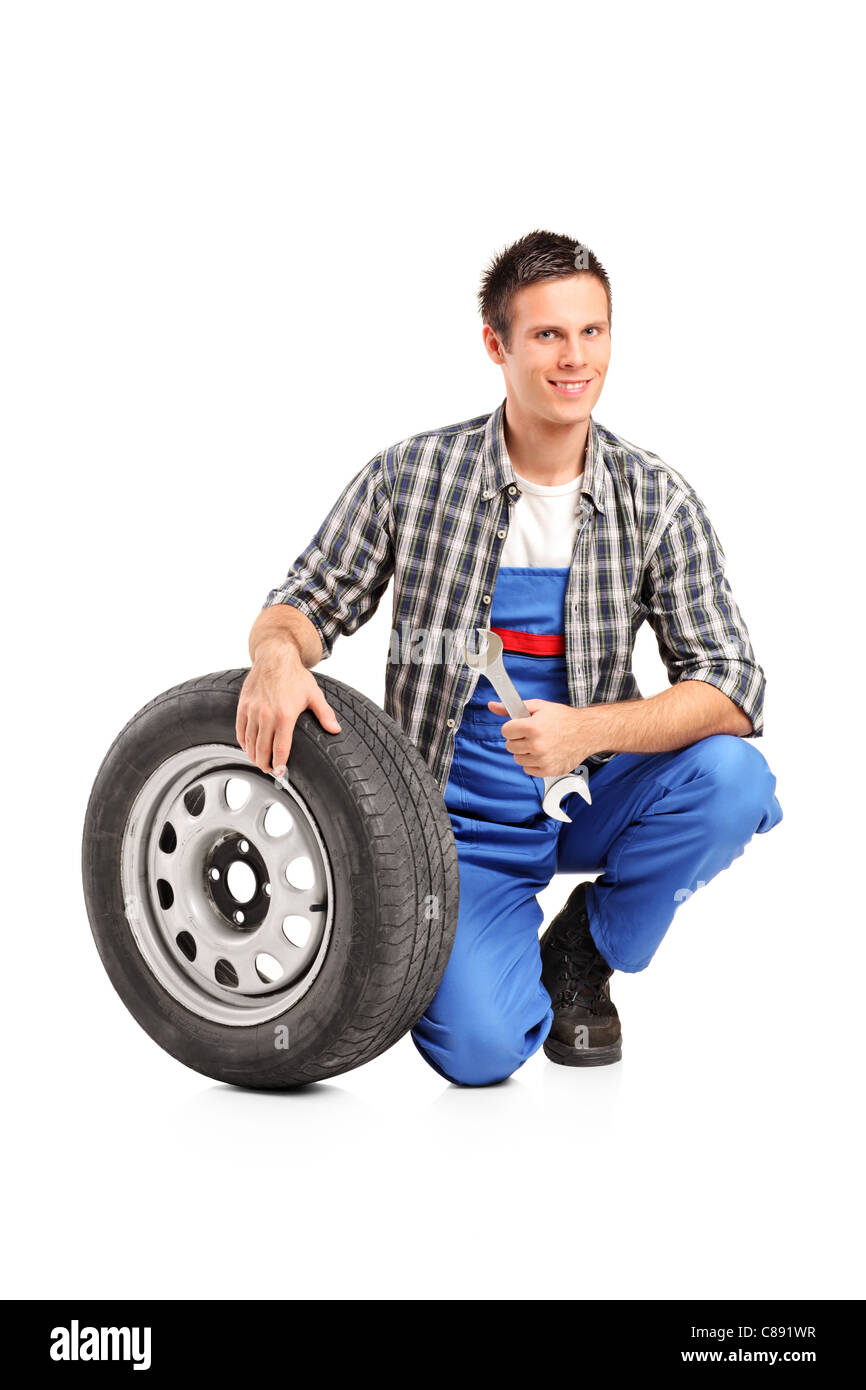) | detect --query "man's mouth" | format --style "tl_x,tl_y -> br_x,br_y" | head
548,378 -> 592,396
